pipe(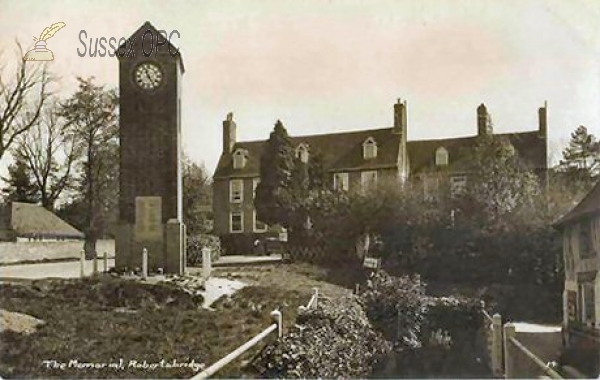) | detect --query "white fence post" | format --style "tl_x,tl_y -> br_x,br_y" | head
202,247 -> 212,279
503,323 -> 516,379
142,247 -> 148,280
103,251 -> 108,273
271,309 -> 282,338
492,313 -> 503,377
313,287 -> 319,308
93,252 -> 98,276
80,249 -> 85,278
